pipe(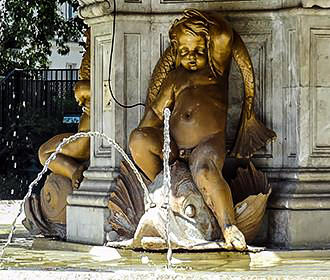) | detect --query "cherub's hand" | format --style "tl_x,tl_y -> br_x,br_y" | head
82,105 -> 90,116
184,9 -> 217,26
75,94 -> 85,107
